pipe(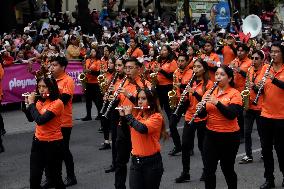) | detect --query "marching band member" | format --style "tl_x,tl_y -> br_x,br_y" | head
201,40 -> 221,80
126,37 -> 143,58
230,43 -> 252,142
197,65 -> 242,189
175,58 -> 213,183
104,58 -> 125,172
154,45 -> 178,120
81,48 -> 104,121
239,50 -> 264,164
114,57 -> 151,189
257,42 -> 284,189
117,88 -> 166,189
220,34 -> 237,66
168,53 -> 194,156
23,75 -> 66,189
49,56 -> 77,187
